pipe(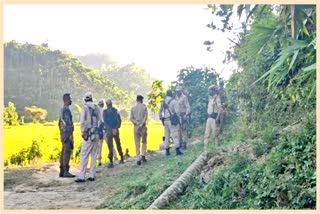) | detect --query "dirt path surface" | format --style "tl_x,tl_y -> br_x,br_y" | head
4,163 -> 107,209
